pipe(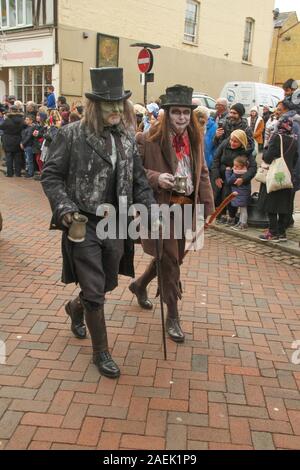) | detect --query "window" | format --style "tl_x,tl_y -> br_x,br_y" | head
1,0 -> 32,29
242,18 -> 255,62
33,0 -> 54,26
184,0 -> 199,43
13,65 -> 52,105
